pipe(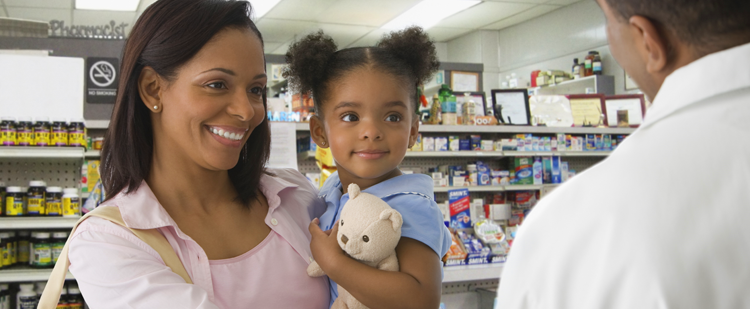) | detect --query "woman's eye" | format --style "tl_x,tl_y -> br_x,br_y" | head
385,114 -> 401,122
249,86 -> 265,95
341,114 -> 359,122
207,82 -> 226,89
